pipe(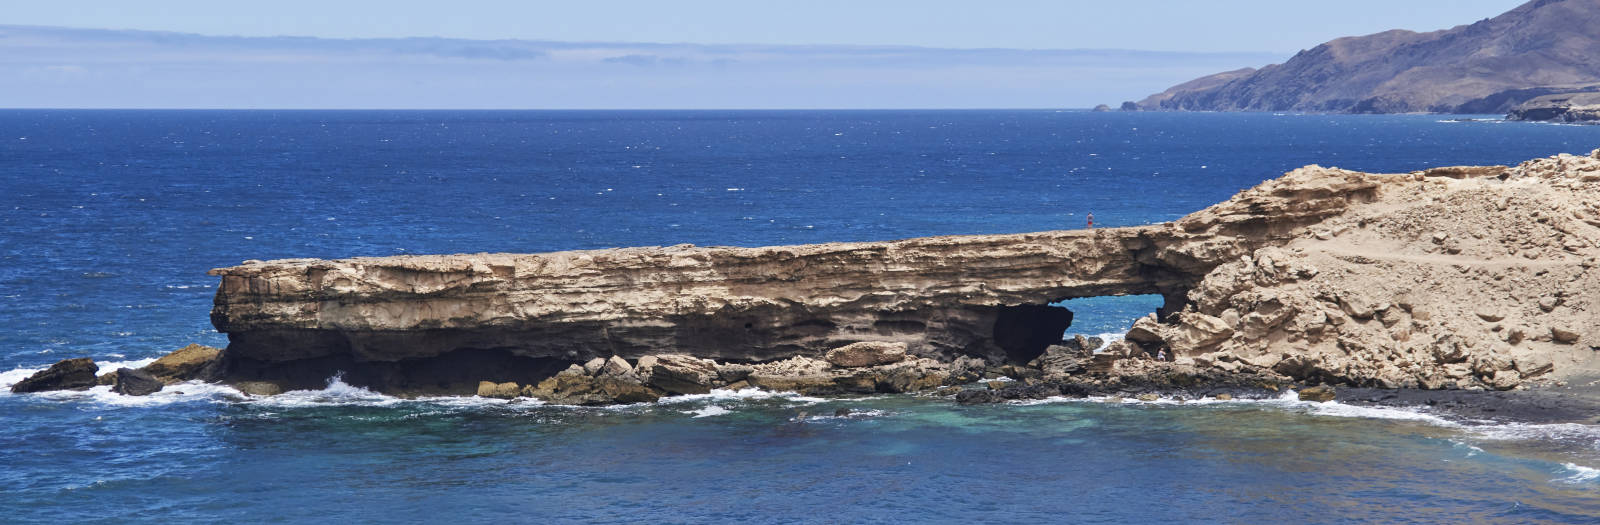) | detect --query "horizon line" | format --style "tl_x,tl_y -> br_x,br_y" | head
0,23 -> 1292,57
